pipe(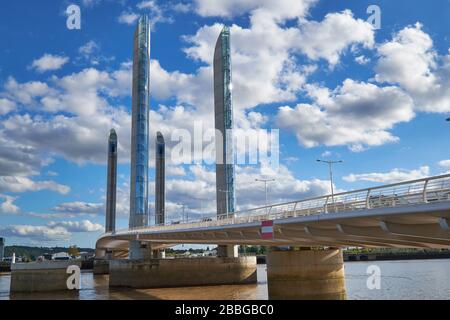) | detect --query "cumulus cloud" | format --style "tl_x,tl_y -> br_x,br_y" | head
30,54 -> 69,73
118,1 -> 173,28
276,79 -> 414,150
0,98 -> 15,115
0,218 -> 102,242
0,176 -> 70,194
52,202 -> 103,215
193,0 -> 317,20
375,23 -> 450,112
48,220 -> 103,232
343,166 -> 430,184
294,10 -> 374,66
438,159 -> 450,168
0,225 -> 70,241
118,11 -> 139,24
0,194 -> 20,214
